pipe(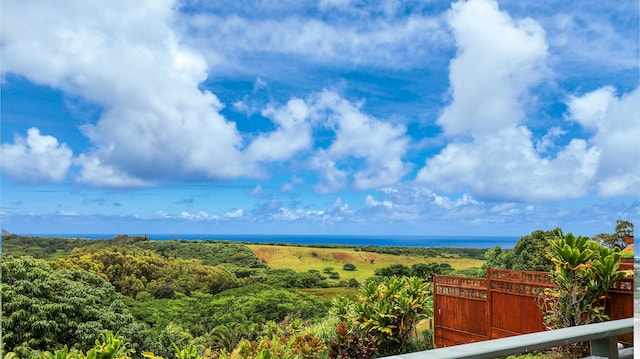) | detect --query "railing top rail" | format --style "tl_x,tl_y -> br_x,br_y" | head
379,318 -> 633,359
